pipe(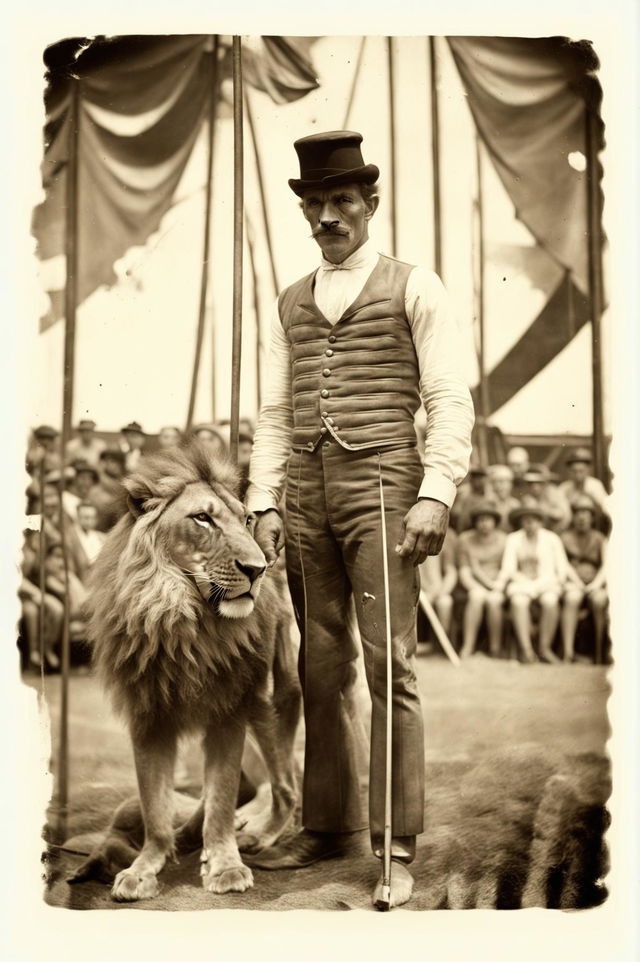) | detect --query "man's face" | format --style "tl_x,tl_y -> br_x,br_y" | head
507,449 -> 529,477
470,474 -> 485,494
522,514 -> 541,535
492,476 -> 512,500
75,471 -> 95,497
125,430 -> 145,451
159,427 -> 181,449
569,461 -> 589,484
573,508 -> 593,532
42,485 -> 59,519
301,183 -> 378,264
475,514 -> 496,536
77,505 -> 98,532
102,456 -> 124,479
79,428 -> 93,443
